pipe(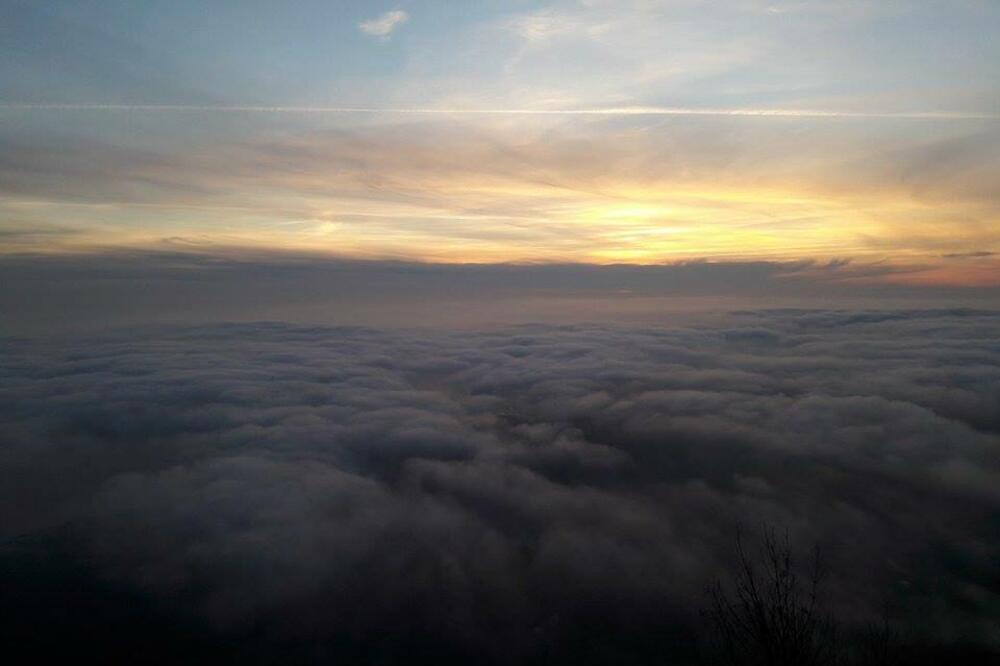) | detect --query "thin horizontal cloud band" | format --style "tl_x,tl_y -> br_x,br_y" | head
2,103 -> 998,120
